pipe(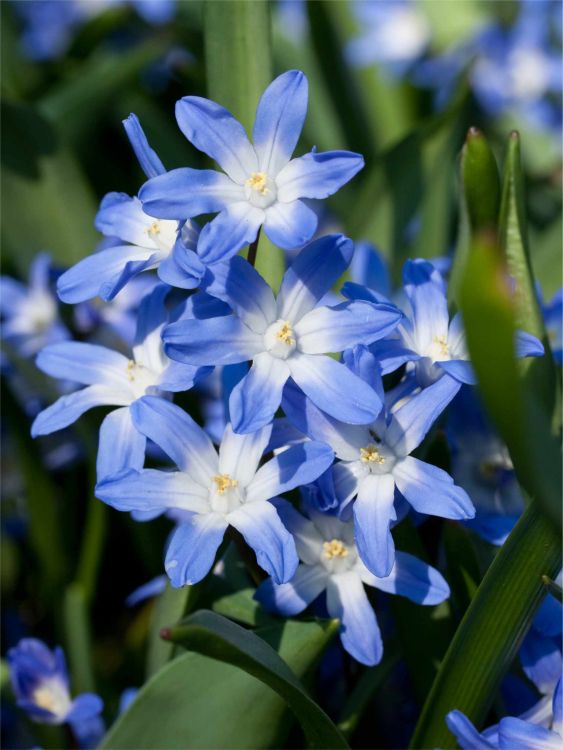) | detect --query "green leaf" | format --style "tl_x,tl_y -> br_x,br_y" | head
1,100 -> 98,272
64,583 -> 95,694
204,0 -> 284,291
101,613 -> 345,749
409,502 -> 561,749
461,128 -> 501,233
211,587 -> 273,627
146,583 -> 193,678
